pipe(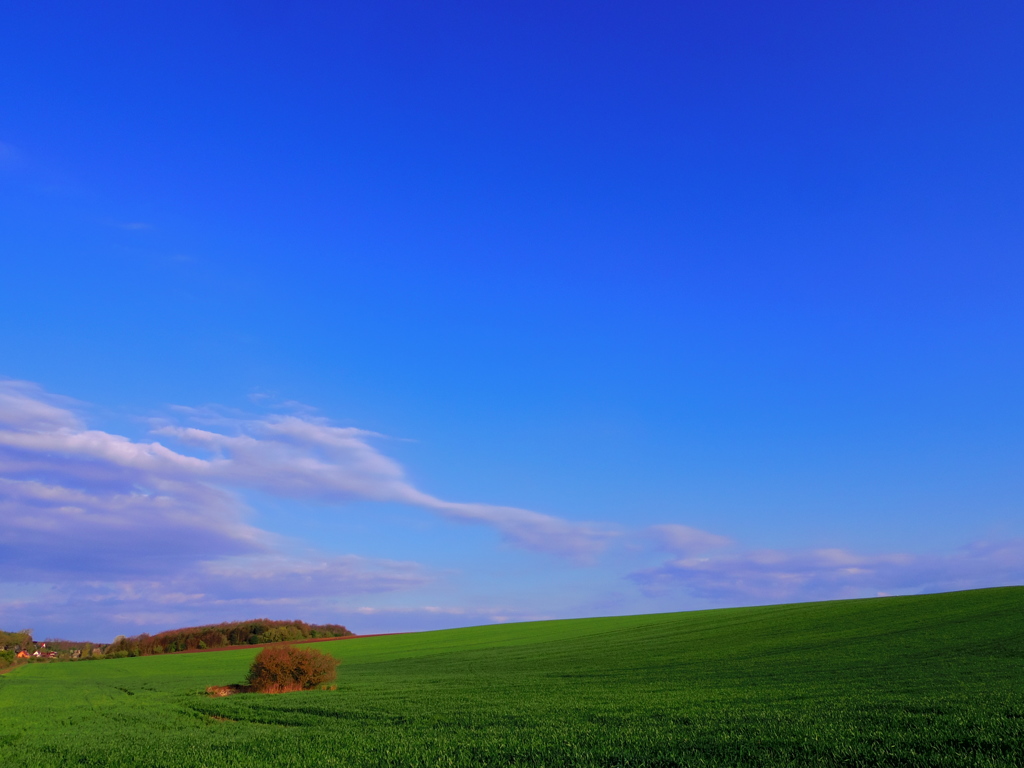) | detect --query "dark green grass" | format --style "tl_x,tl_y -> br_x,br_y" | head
1,587 -> 1021,766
